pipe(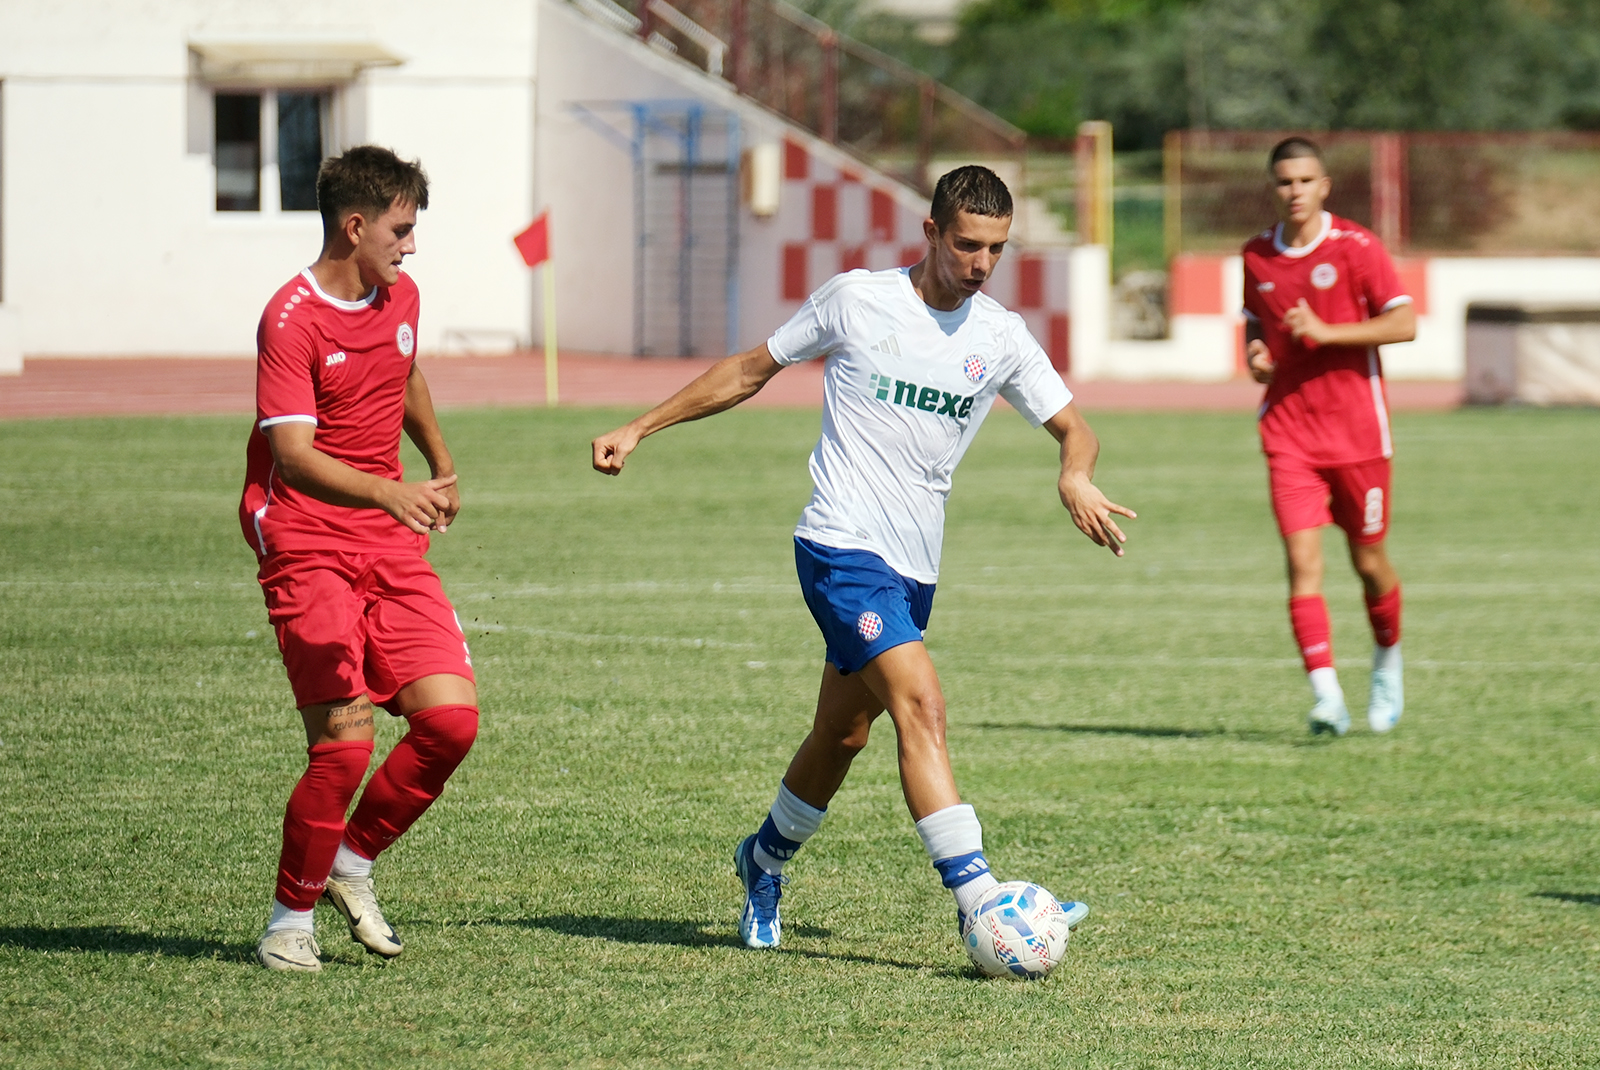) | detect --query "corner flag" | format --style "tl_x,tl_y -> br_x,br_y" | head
514,211 -> 557,407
